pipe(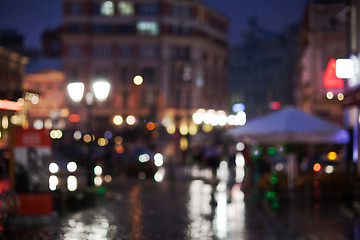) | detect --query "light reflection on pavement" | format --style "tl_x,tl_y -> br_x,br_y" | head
6,161 -> 274,239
